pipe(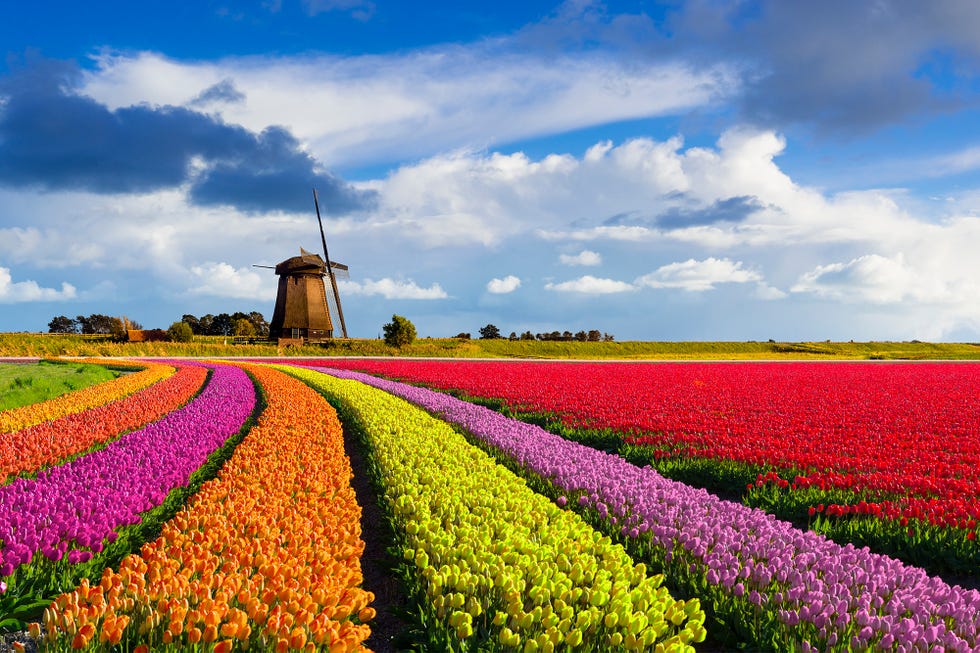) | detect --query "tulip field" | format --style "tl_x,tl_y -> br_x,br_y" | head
0,357 -> 979,651
312,360 -> 980,571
